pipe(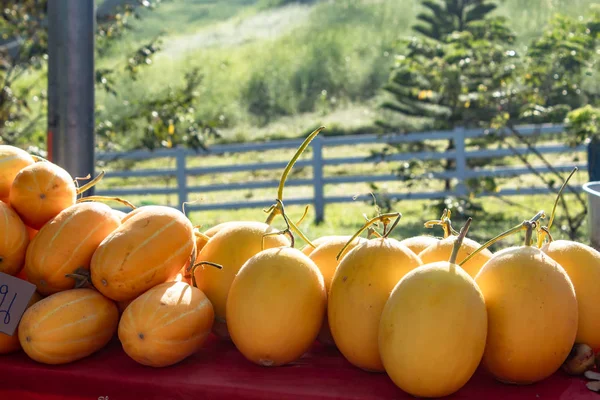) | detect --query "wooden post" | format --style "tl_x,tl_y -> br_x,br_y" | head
312,135 -> 325,223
